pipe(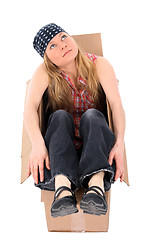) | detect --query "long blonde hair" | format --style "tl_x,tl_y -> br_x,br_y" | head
44,46 -> 106,114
